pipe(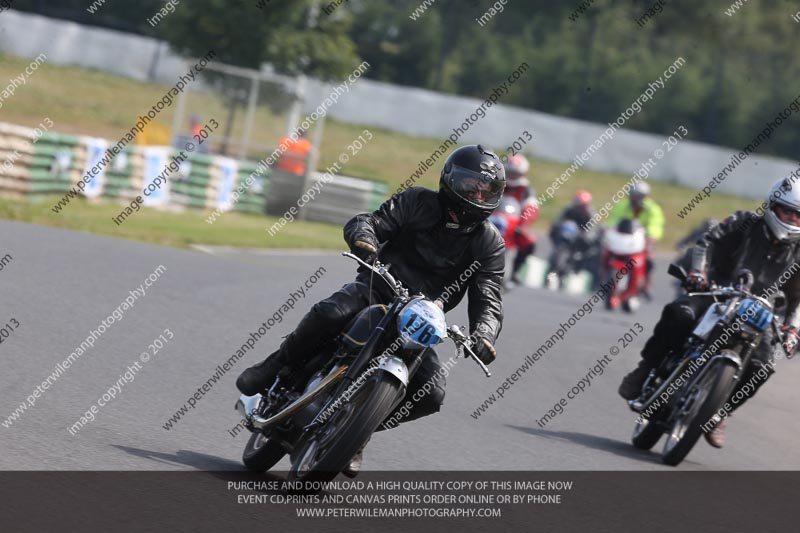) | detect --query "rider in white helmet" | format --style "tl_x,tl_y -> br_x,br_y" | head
501,154 -> 539,285
619,175 -> 800,448
607,181 -> 664,298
